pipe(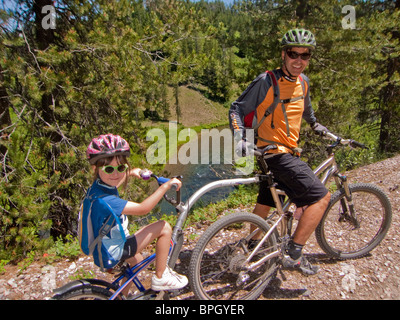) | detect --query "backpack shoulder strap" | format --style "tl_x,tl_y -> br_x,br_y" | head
299,74 -> 306,95
91,196 -> 126,243
278,74 -> 307,137
253,70 -> 280,131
